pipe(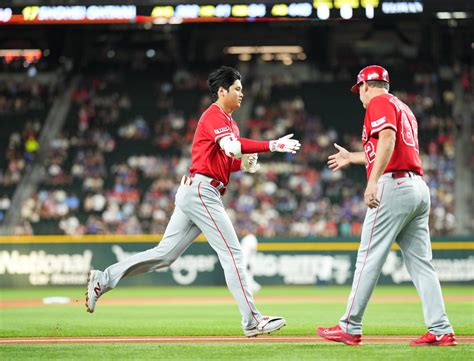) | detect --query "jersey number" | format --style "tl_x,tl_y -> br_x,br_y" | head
364,141 -> 376,167
392,98 -> 420,152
